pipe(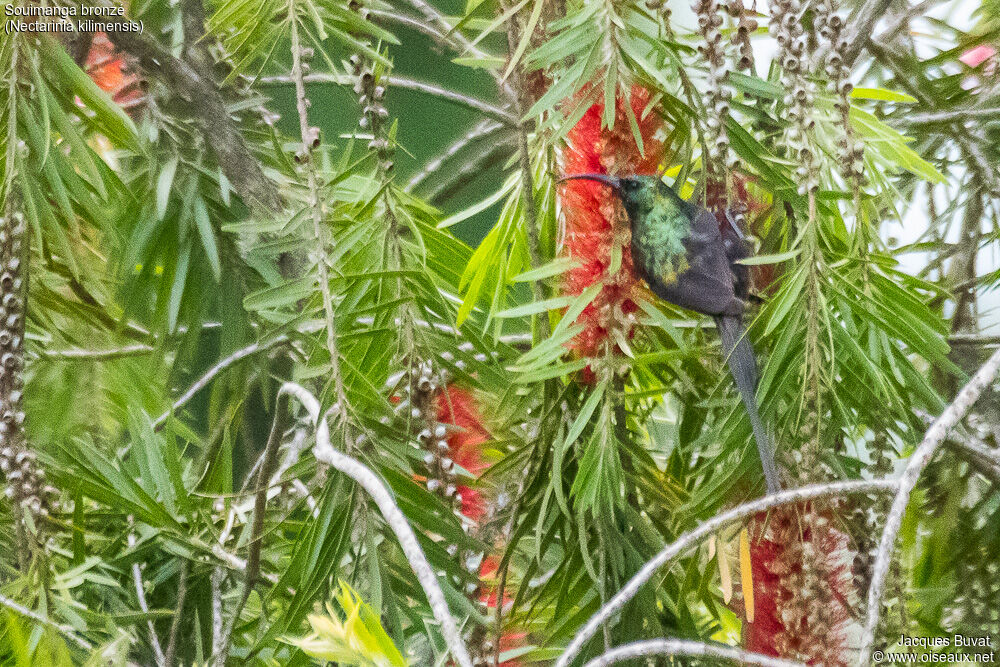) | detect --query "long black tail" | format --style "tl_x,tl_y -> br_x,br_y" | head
714,314 -> 781,493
